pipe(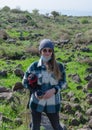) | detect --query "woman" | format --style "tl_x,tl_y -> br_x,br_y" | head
22,39 -> 66,130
